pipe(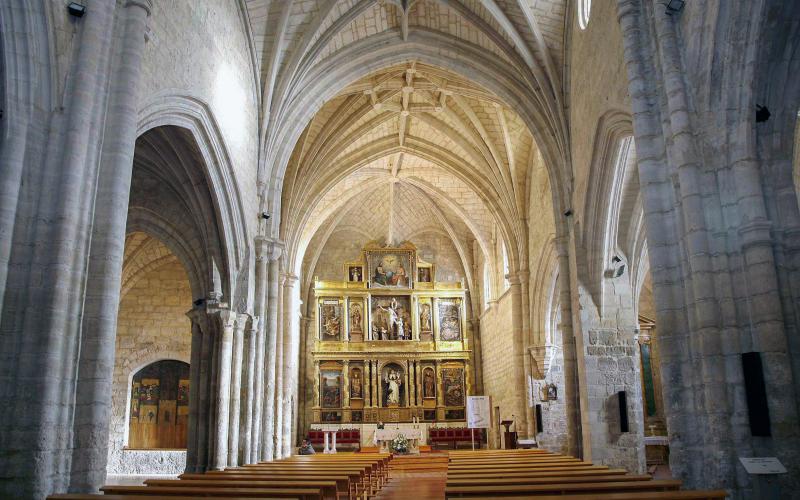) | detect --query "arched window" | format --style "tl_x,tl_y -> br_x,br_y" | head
483,262 -> 491,306
578,0 -> 592,30
128,360 -> 190,449
502,242 -> 510,290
